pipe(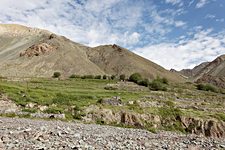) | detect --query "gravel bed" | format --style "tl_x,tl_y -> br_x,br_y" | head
0,117 -> 225,150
